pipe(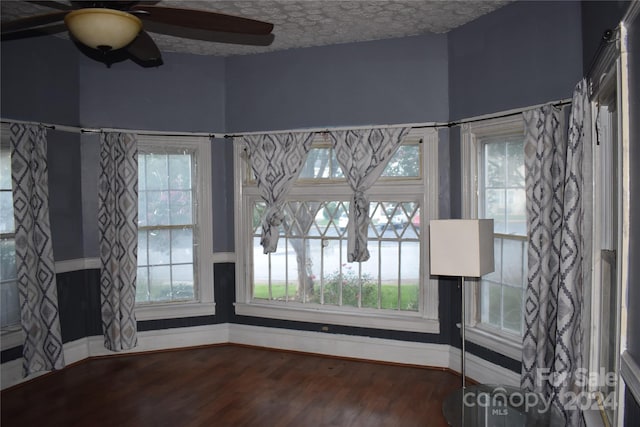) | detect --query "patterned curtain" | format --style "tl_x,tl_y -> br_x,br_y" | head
10,124 -> 65,376
329,128 -> 409,262
521,80 -> 590,426
98,132 -> 138,351
242,133 -> 314,253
